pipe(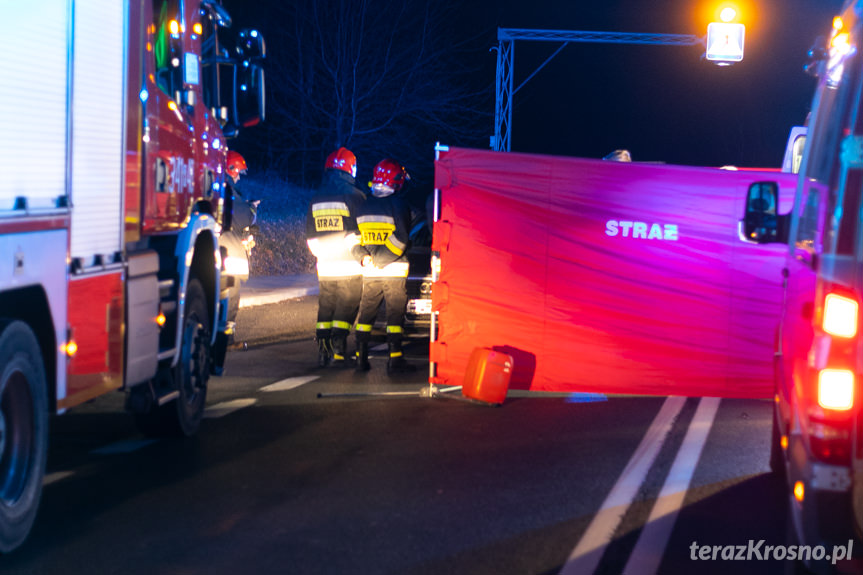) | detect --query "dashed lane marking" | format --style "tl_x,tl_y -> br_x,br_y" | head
560,396 -> 687,575
259,376 -> 319,392
43,471 -> 75,486
204,398 -> 257,418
